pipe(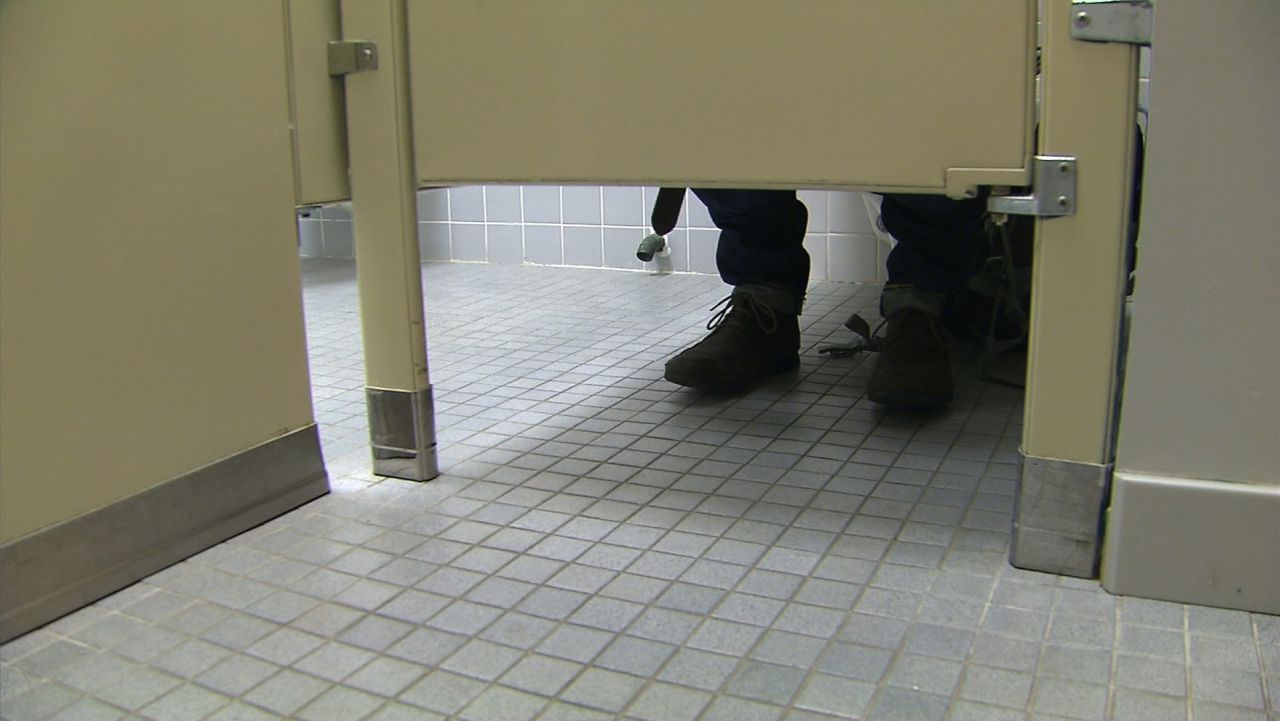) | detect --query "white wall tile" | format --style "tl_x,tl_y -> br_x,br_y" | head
563,226 -> 603,267
803,233 -> 828,282
487,225 -> 523,264
602,186 -> 644,227
450,186 -> 485,222
320,202 -> 352,221
860,193 -> 887,238
524,225 -> 562,265
523,186 -> 561,224
798,191 -> 829,233
827,233 -> 881,283
688,228 -> 719,276
658,229 -> 689,273
298,219 -> 323,257
686,192 -> 715,229
562,186 -> 602,225
322,220 -> 354,258
485,185 -> 522,223
829,192 -> 874,234
324,187 -> 899,284
451,224 -> 486,261
419,222 -> 451,262
418,189 -> 449,222
876,236 -> 894,285
603,227 -> 644,270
